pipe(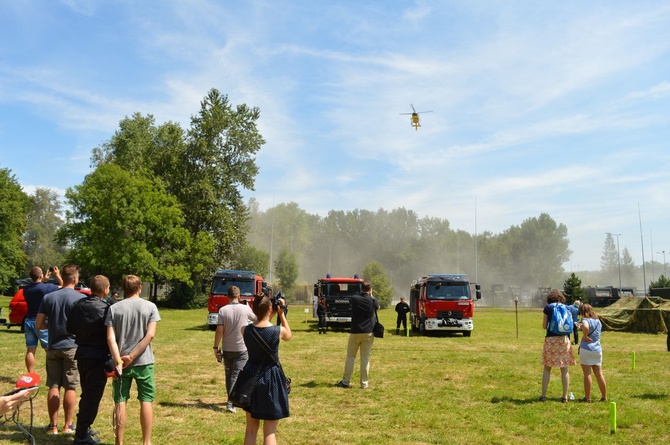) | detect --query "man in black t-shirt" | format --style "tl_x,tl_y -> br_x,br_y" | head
336,282 -> 379,389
